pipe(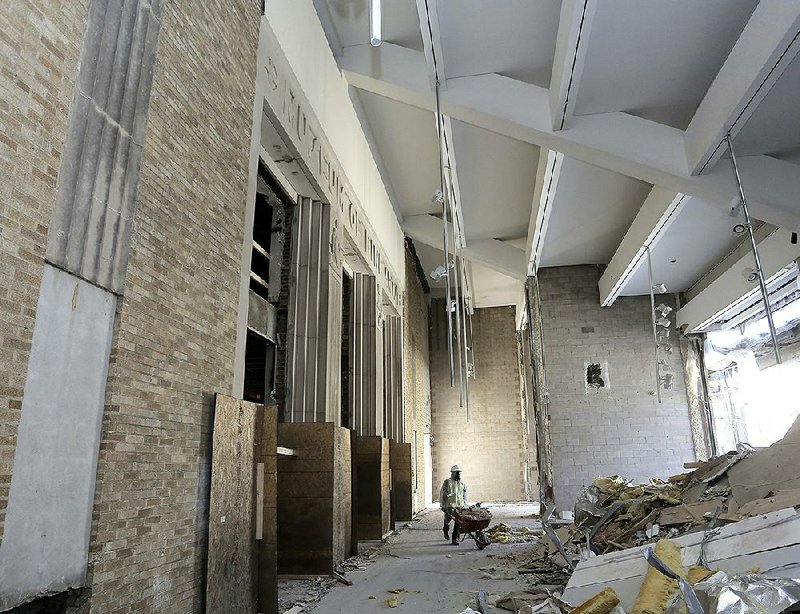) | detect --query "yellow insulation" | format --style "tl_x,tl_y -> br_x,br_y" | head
569,587 -> 621,614
630,539 -> 687,614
